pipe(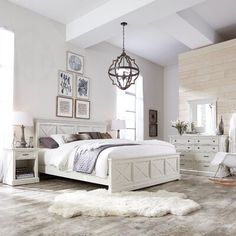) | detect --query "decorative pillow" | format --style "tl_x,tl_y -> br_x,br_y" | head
50,134 -> 66,146
63,134 -> 80,143
78,133 -> 92,140
39,137 -> 59,149
88,132 -> 103,139
100,132 -> 112,139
